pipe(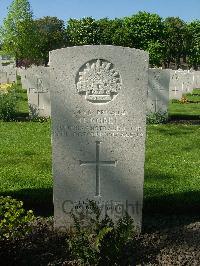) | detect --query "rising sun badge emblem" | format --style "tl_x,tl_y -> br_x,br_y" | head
76,59 -> 122,103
